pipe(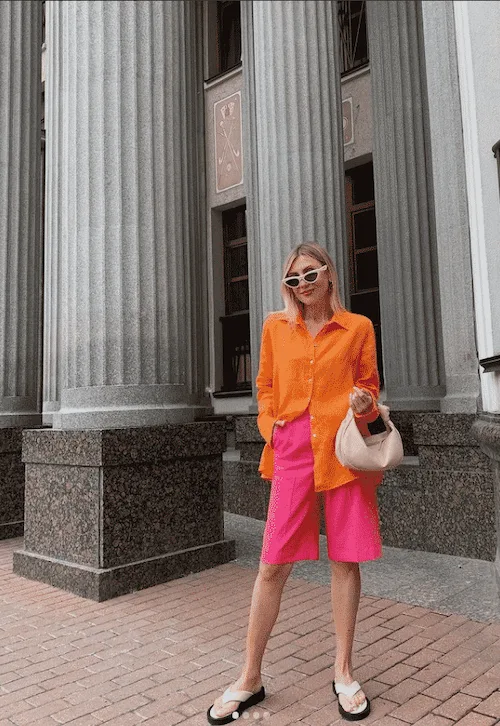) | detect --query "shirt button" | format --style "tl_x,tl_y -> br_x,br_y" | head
308,378 -> 313,383
313,434 -> 317,438
310,415 -> 314,420
310,359 -> 314,364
